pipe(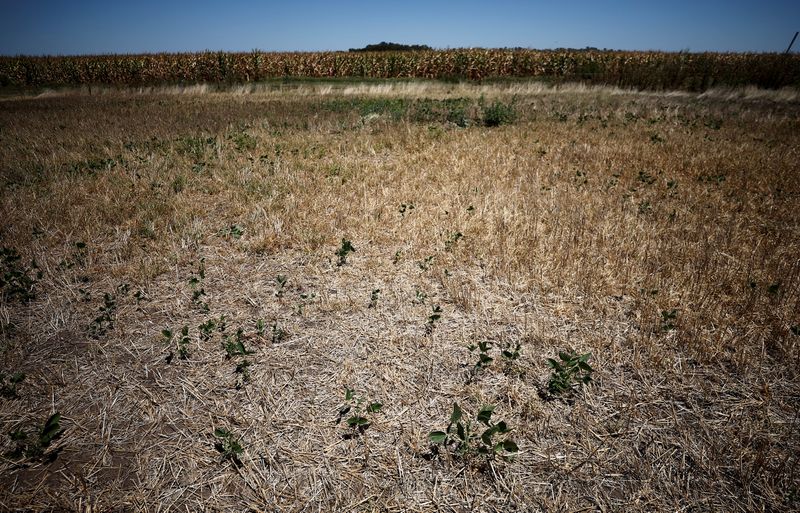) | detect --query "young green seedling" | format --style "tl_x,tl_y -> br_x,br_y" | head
468,341 -> 494,371
88,292 -> 116,338
213,428 -> 243,467
428,403 -> 518,462
425,305 -> 442,335
6,412 -> 64,461
368,289 -> 380,308
222,328 -> 255,359
189,259 -> 209,311
546,350 -> 593,395
336,239 -> 356,266
336,387 -> 383,437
